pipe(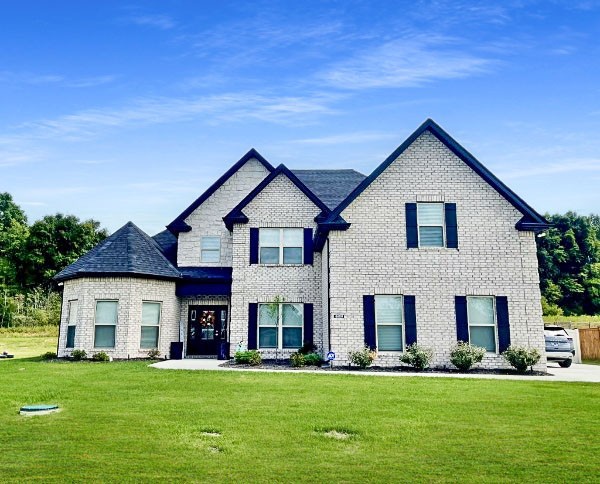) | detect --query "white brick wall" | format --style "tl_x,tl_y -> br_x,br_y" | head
177,158 -> 270,267
327,131 -> 546,370
229,174 -> 324,358
58,277 -> 179,359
